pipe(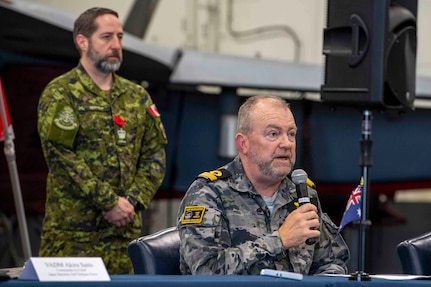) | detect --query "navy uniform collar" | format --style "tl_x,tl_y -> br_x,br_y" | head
226,156 -> 295,200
